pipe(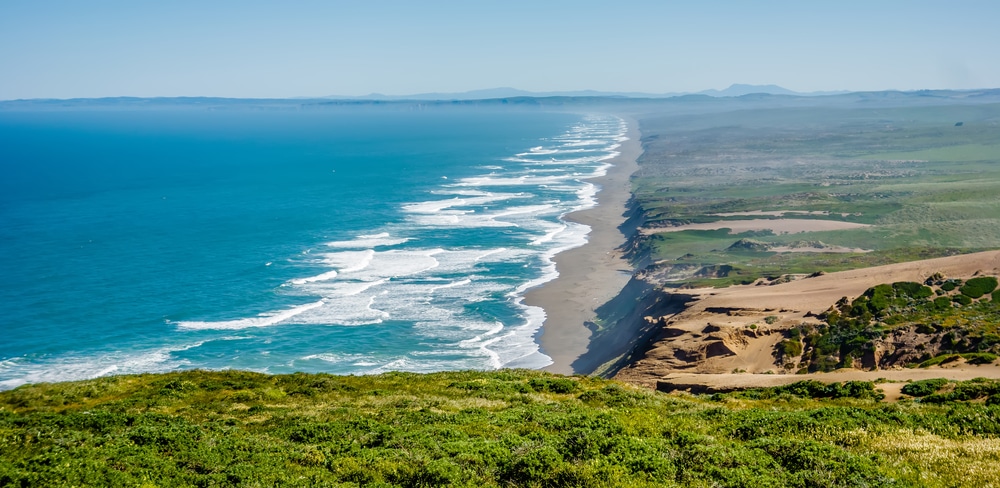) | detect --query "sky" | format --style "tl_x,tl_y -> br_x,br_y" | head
1,0 -> 999,99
